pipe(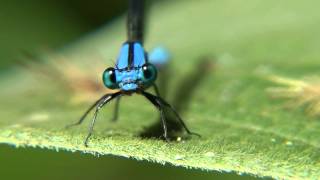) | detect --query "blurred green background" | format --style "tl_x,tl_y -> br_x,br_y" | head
0,0 -> 127,70
0,0 -> 263,179
0,145 -> 259,180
